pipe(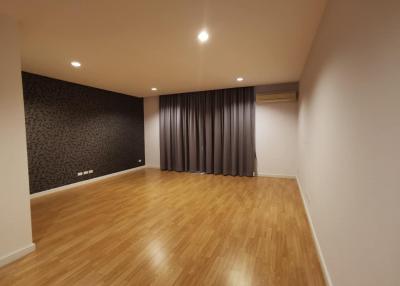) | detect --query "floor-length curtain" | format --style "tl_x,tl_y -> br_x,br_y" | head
159,87 -> 255,176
